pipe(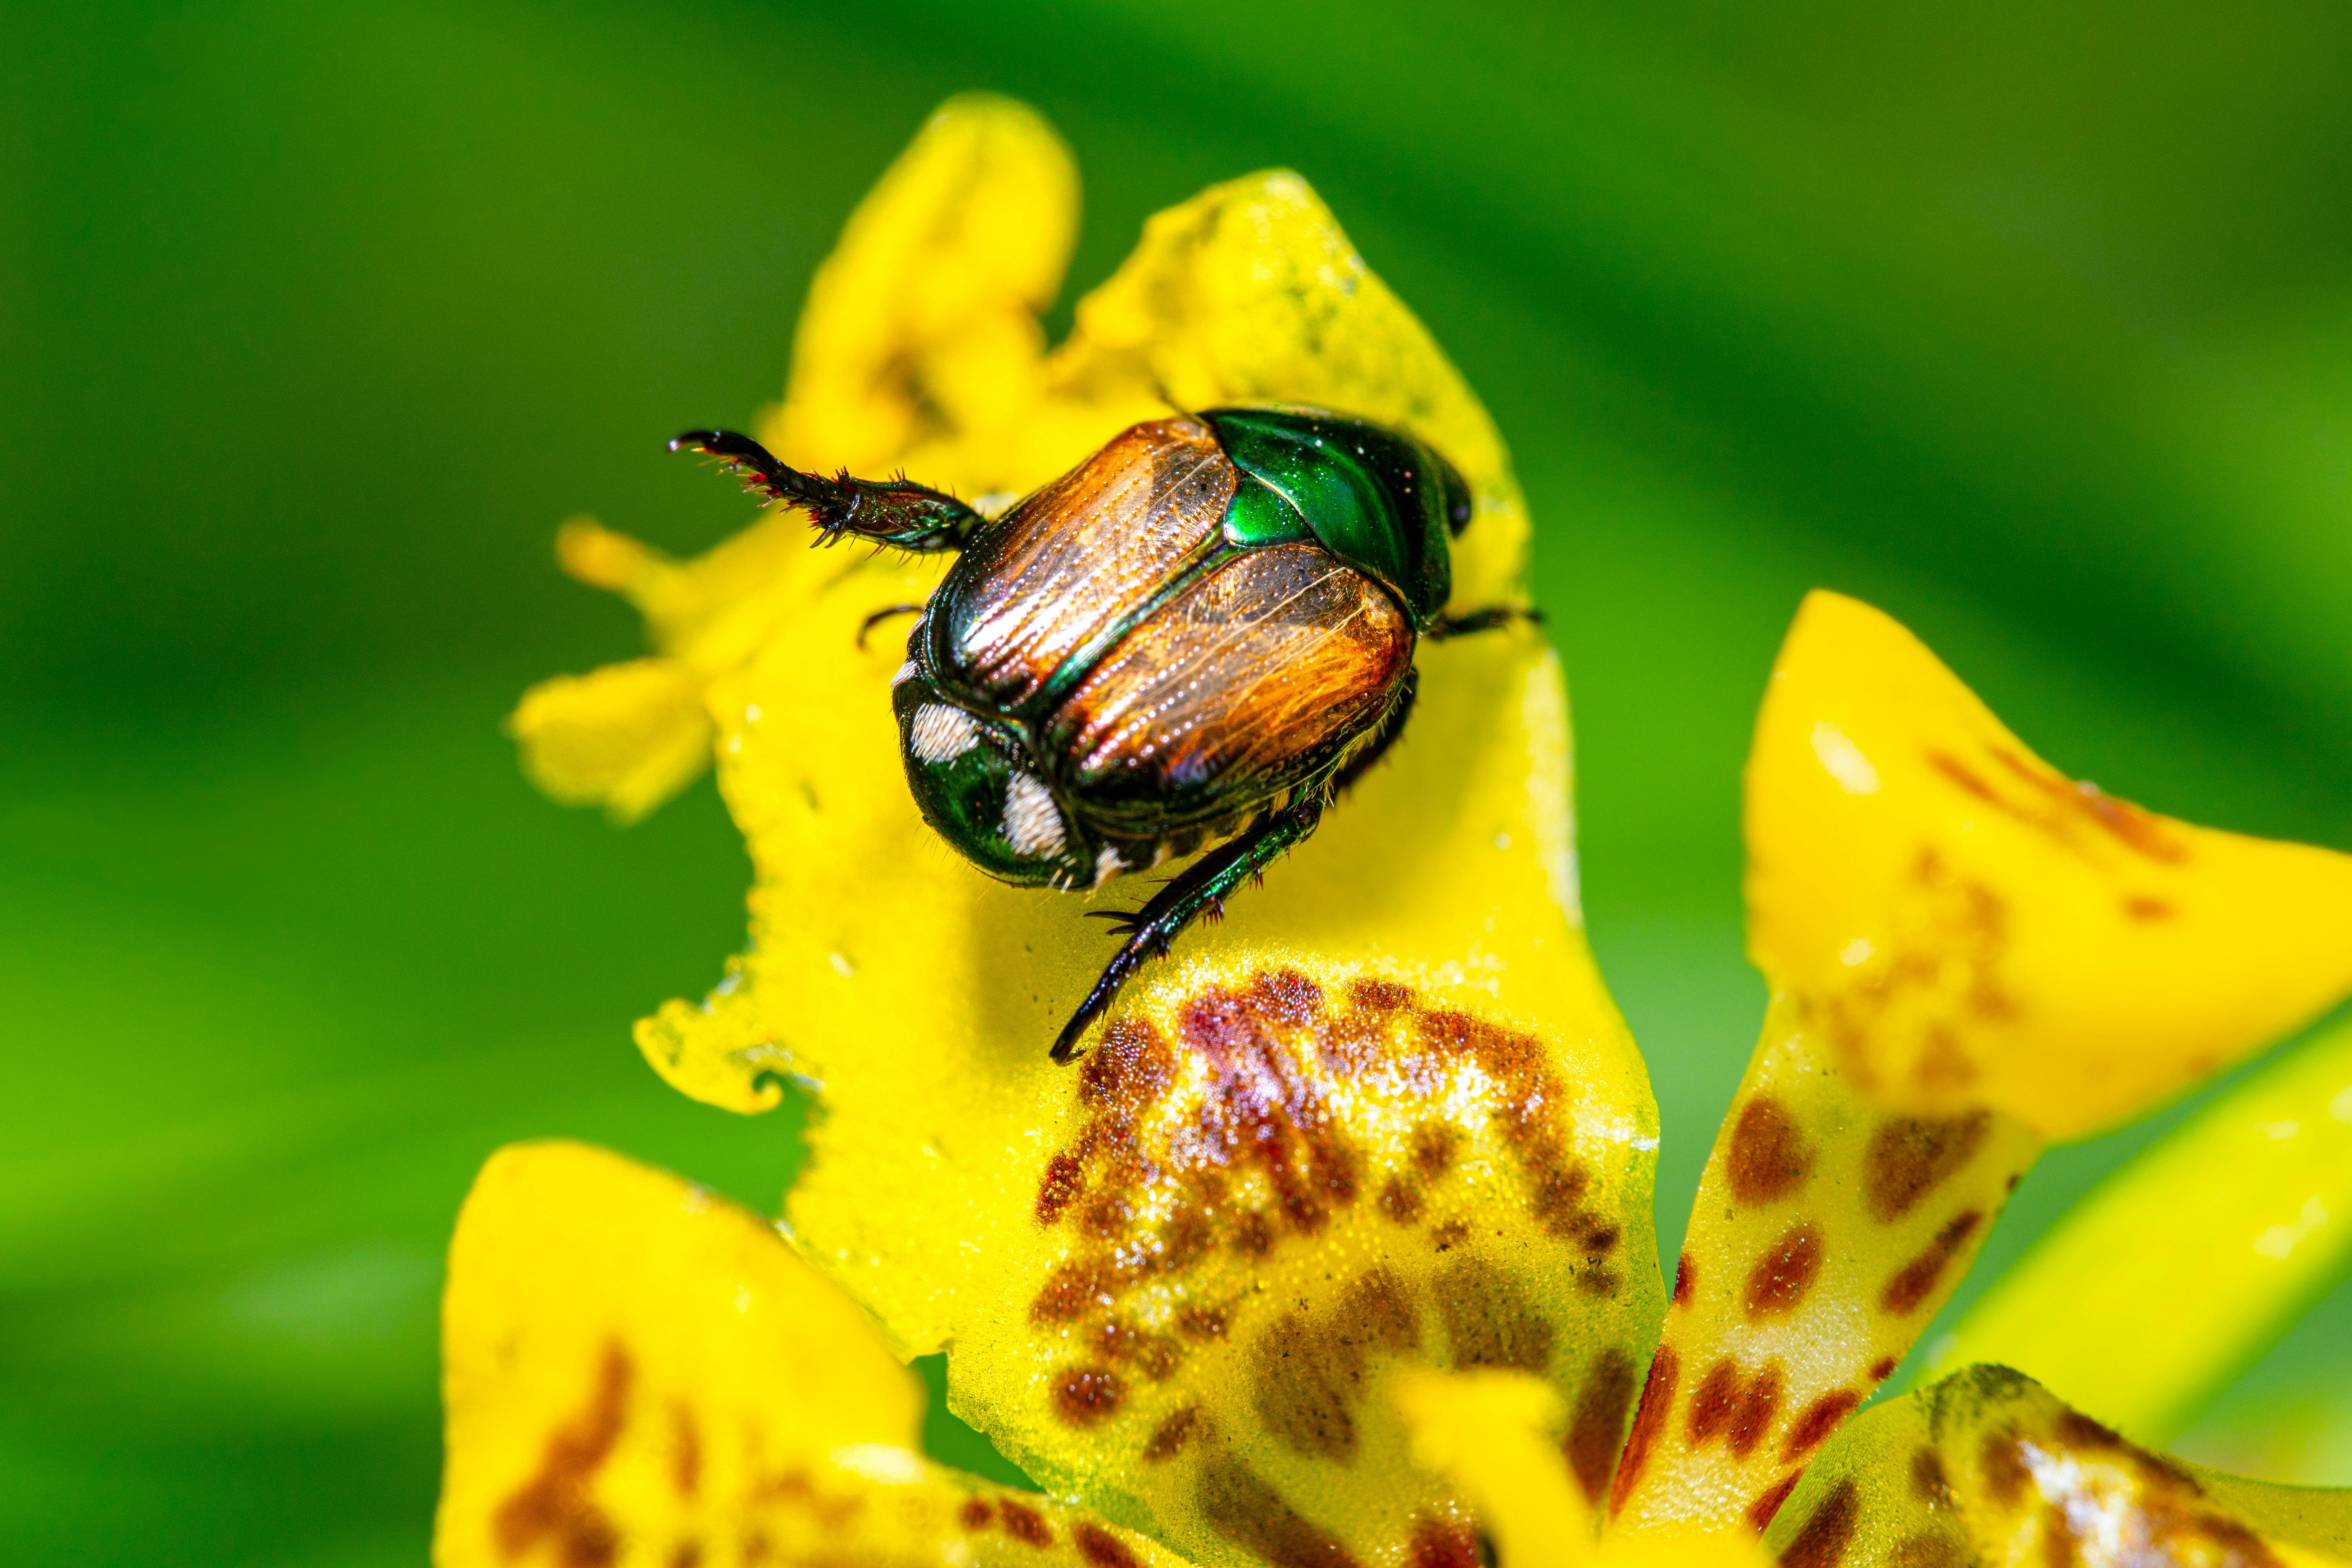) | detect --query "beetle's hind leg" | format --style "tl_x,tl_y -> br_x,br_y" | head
1426,604 -> 1544,641
1049,674 -> 1421,1064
